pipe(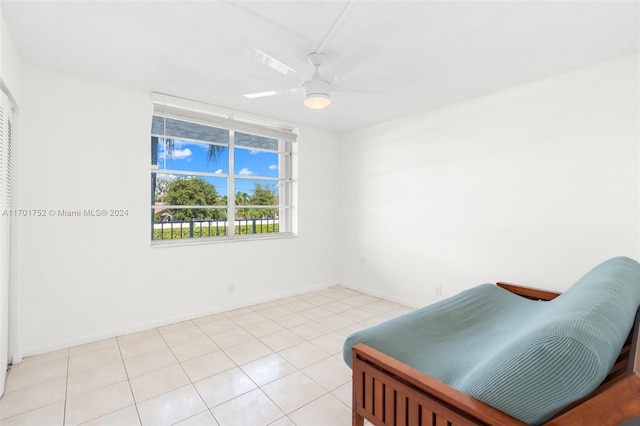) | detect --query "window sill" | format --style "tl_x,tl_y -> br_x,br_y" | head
150,232 -> 297,248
